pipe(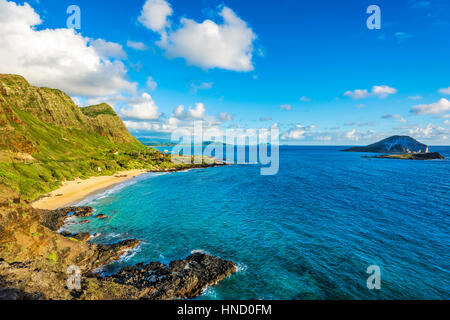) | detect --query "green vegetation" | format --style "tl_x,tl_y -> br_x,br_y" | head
48,252 -> 57,263
81,103 -> 118,118
0,74 -> 213,201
